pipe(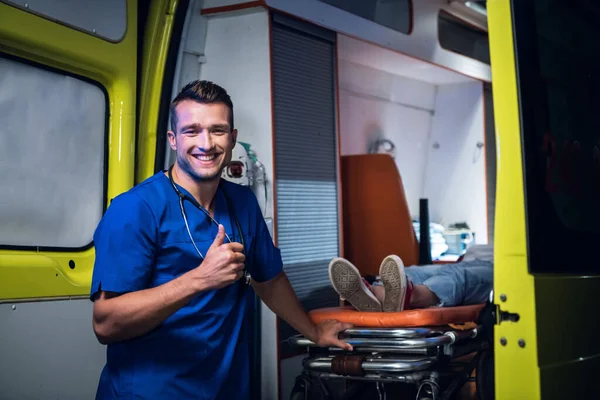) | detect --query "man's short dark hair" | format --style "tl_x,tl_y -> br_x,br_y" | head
169,80 -> 234,132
